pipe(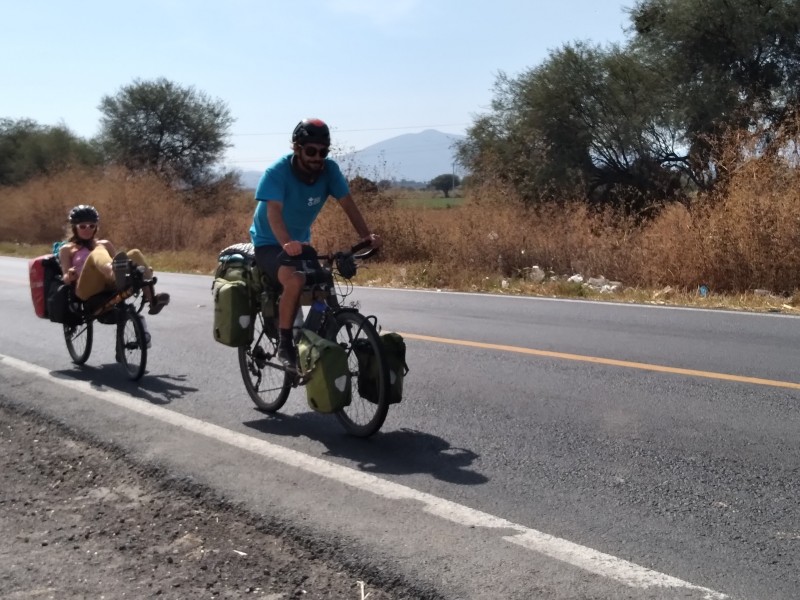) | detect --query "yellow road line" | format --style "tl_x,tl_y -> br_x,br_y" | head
399,332 -> 800,391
